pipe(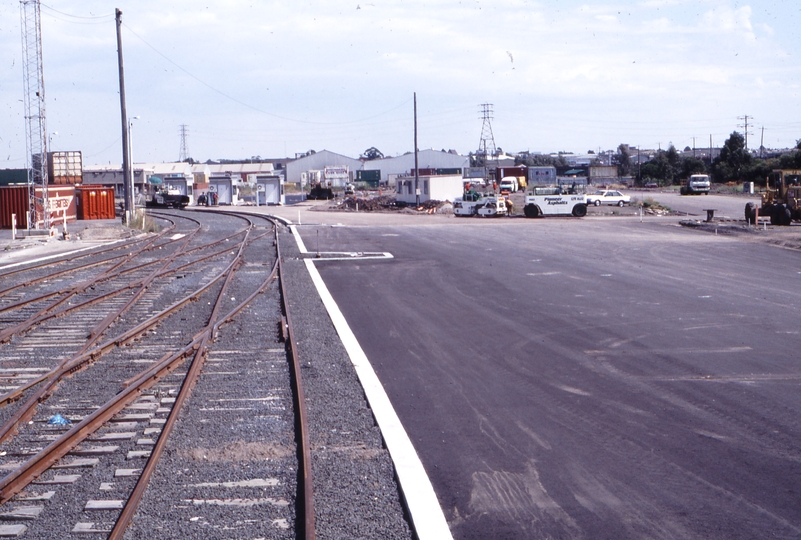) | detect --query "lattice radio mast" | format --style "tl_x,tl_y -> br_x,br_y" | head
178,124 -> 191,162
20,0 -> 49,230
477,103 -> 497,160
